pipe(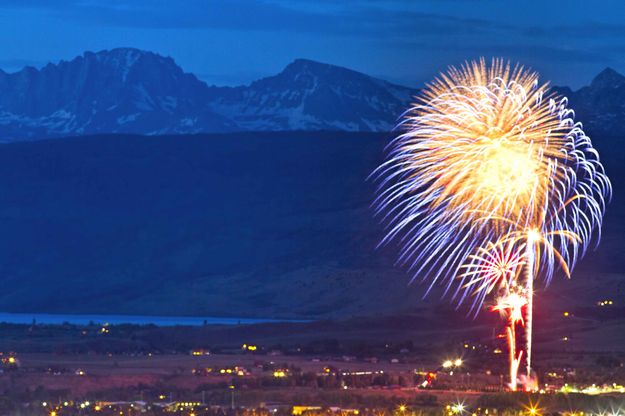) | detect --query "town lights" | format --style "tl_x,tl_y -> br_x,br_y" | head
442,358 -> 463,369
